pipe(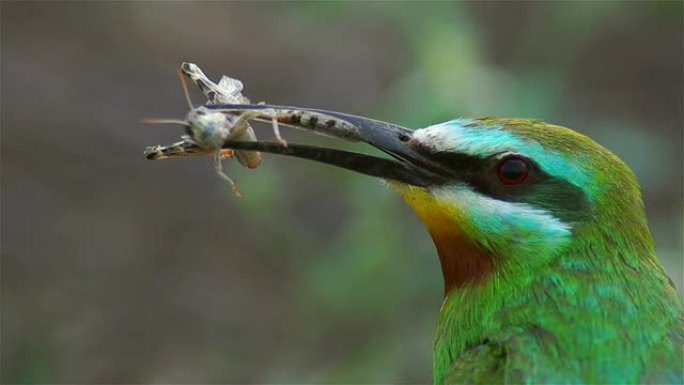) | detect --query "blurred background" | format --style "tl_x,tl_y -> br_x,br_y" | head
2,1 -> 682,383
